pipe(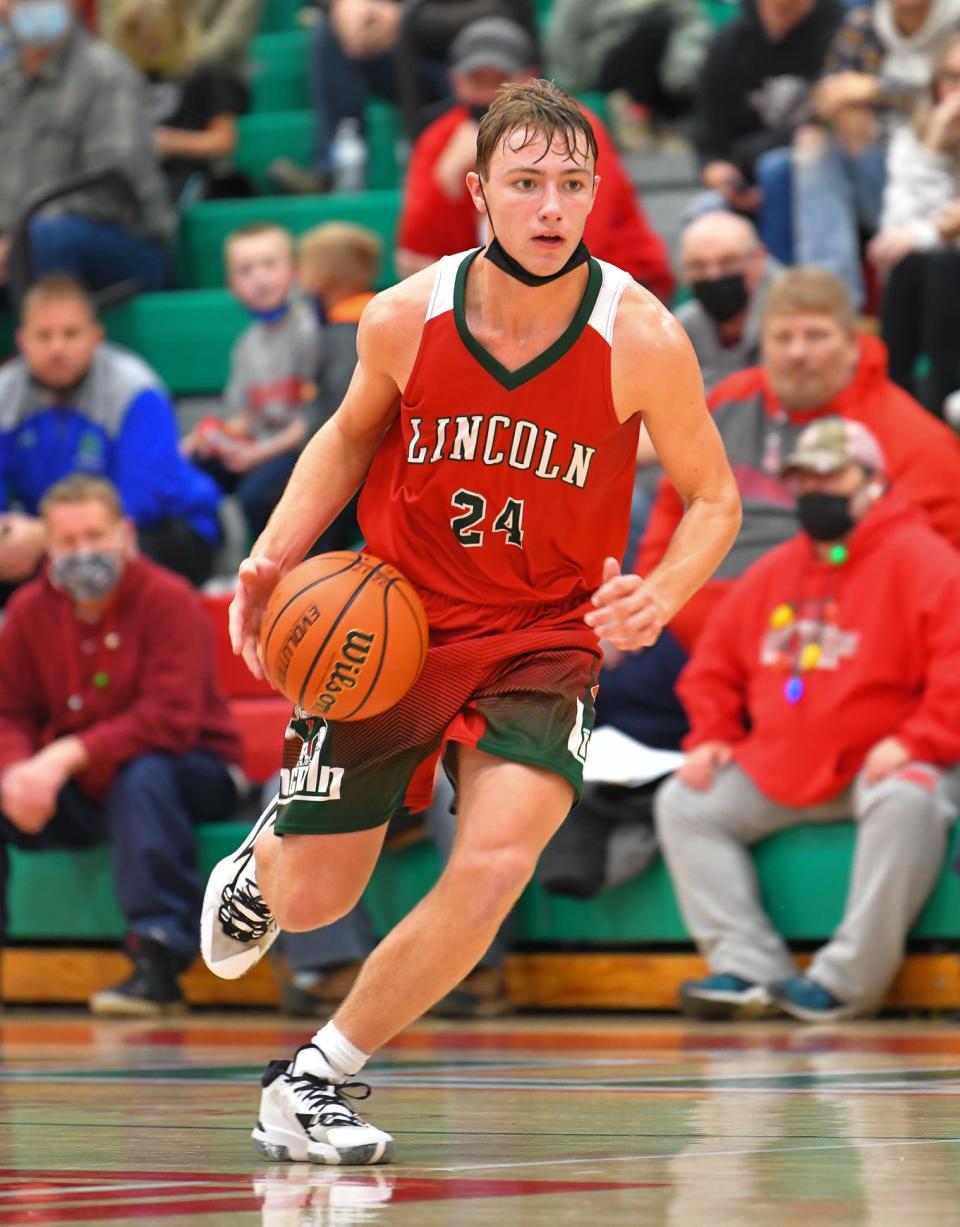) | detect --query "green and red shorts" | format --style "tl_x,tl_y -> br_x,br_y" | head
273,616 -> 601,836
